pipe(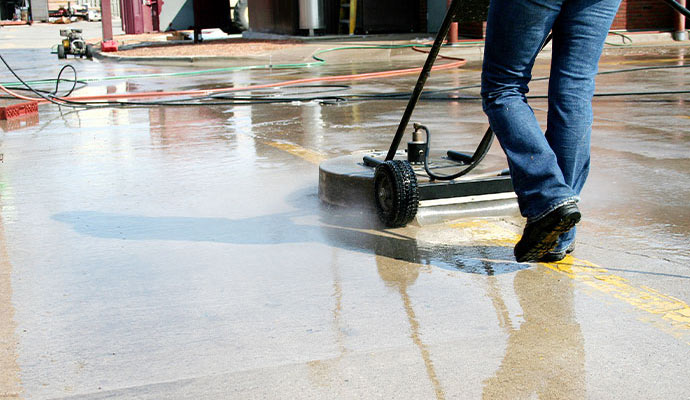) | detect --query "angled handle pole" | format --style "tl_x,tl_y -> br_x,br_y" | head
385,0 -> 463,161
